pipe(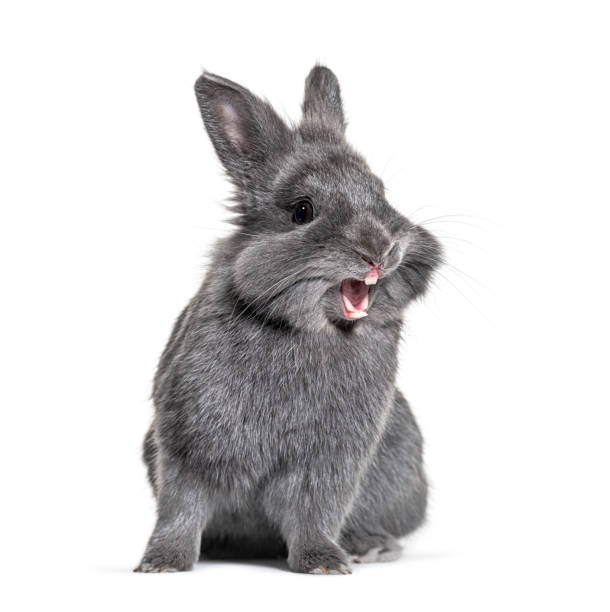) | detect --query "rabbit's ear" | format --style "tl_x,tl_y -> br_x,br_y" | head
195,72 -> 290,182
301,65 -> 345,133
